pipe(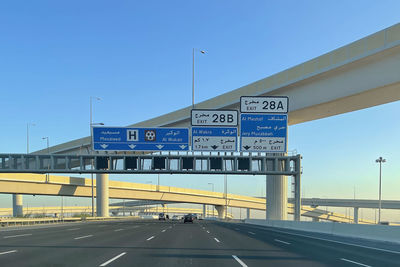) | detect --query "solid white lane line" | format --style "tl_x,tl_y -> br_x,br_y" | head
232,255 -> 248,267
114,229 -> 124,232
161,230 -> 166,233
248,231 -> 255,235
146,236 -> 155,241
340,258 -> 372,267
4,234 -> 32,239
214,238 -> 220,243
74,235 -> 93,240
67,228 -> 80,231
0,250 -> 17,255
274,239 -> 291,245
99,252 -> 127,266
